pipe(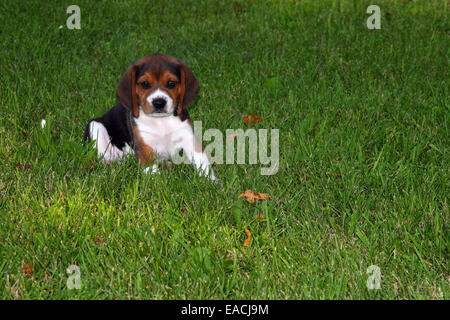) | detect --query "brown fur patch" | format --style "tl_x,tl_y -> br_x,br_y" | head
135,72 -> 156,114
160,70 -> 181,103
132,125 -> 155,166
